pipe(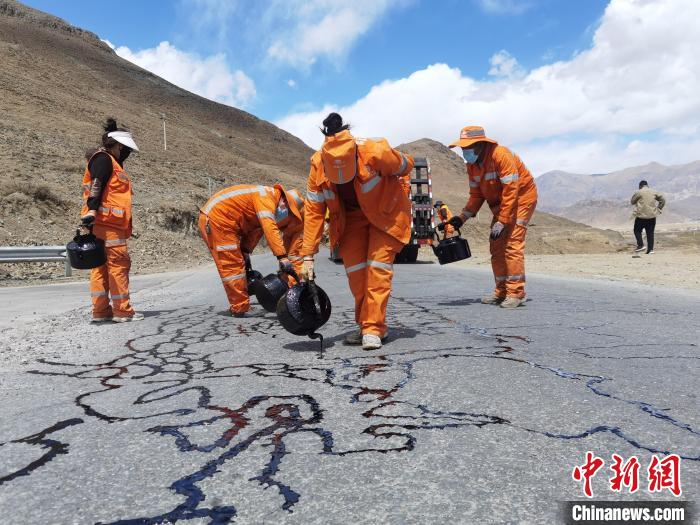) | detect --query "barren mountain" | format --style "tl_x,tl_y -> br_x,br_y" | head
398,139 -> 625,254
0,0 -> 313,282
537,161 -> 700,227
